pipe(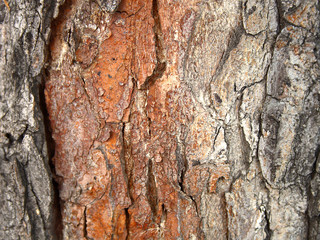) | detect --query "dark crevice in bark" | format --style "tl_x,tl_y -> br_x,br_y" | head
121,117 -> 135,204
39,76 -> 62,240
140,0 -> 167,90
176,142 -> 187,194
221,193 -> 229,240
236,78 -> 265,95
84,207 -> 88,239
4,132 -> 14,146
17,125 -> 28,143
275,0 -> 285,34
160,203 -> 167,224
306,150 -> 320,239
3,125 -> 28,148
124,207 -> 130,240
190,195 -> 199,216
312,147 -> 320,180
141,61 -> 166,90
306,210 -> 312,240
146,159 -> 158,222
176,140 -> 200,219
147,116 -> 152,137
127,76 -> 137,123
158,203 -> 167,238
264,206 -> 271,240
